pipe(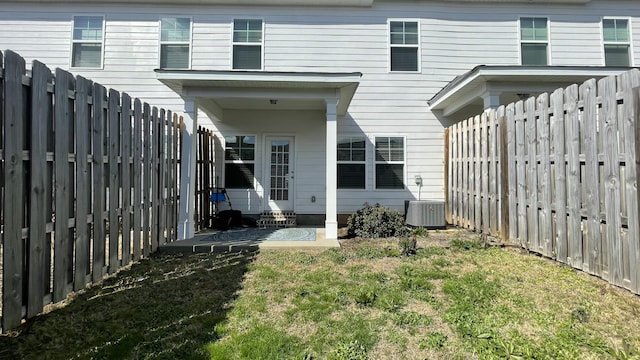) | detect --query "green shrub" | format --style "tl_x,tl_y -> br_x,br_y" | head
411,227 -> 429,238
346,203 -> 409,239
